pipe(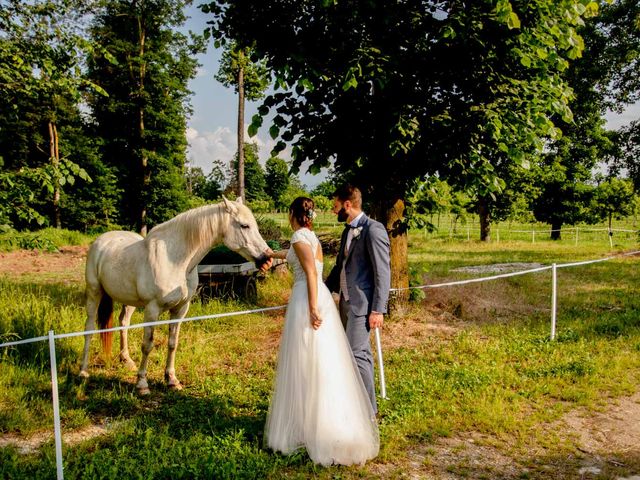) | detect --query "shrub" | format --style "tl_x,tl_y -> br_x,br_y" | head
255,216 -> 282,242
